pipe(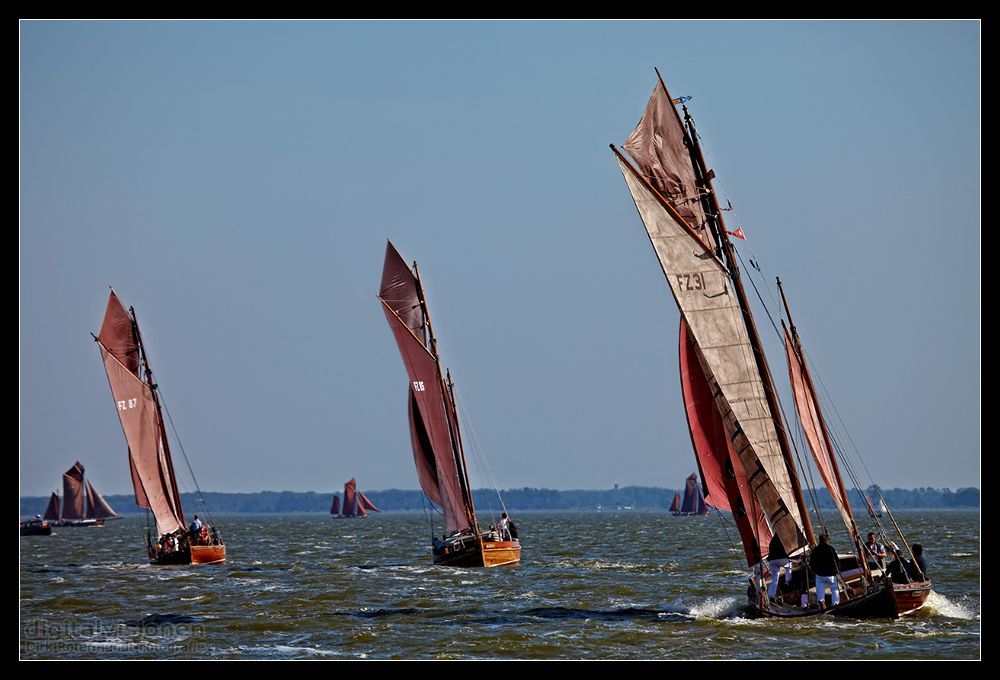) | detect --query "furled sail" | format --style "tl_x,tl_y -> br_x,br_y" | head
379,241 -> 472,535
97,291 -> 185,536
614,149 -> 806,553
